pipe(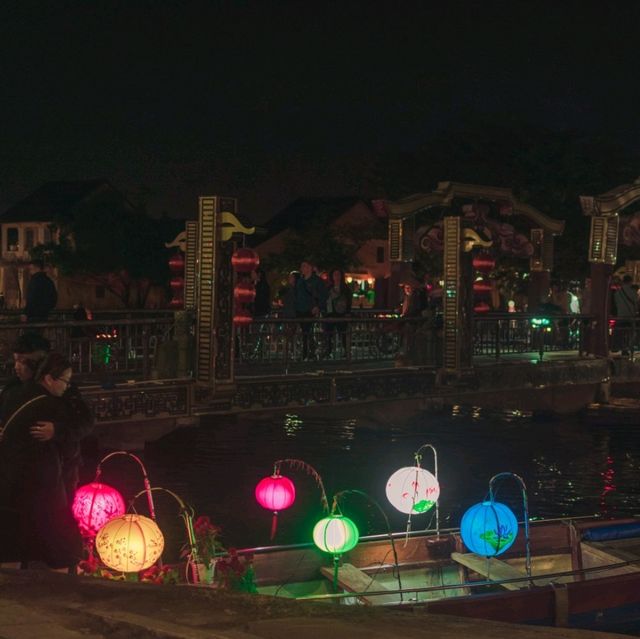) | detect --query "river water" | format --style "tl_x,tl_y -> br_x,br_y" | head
82,404 -> 640,557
